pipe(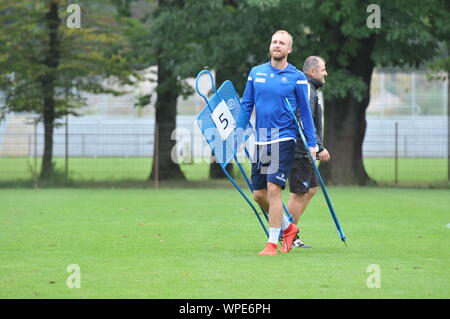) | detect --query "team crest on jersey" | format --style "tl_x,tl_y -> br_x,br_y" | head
227,98 -> 236,110
281,76 -> 288,83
